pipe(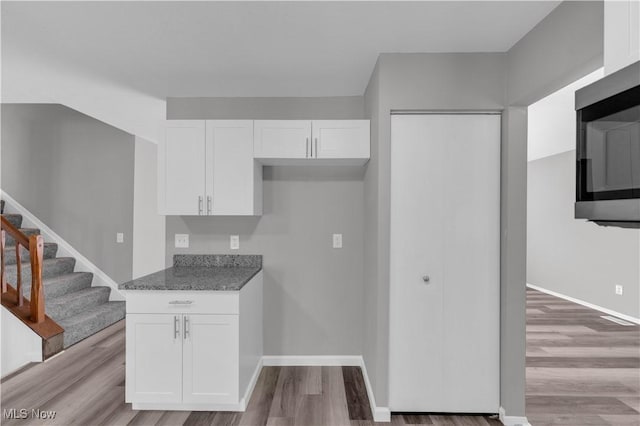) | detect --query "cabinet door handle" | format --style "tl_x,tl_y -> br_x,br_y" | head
168,300 -> 193,305
315,138 -> 318,158
207,196 -> 212,215
306,137 -> 309,158
184,316 -> 190,340
198,196 -> 203,215
174,316 -> 180,340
